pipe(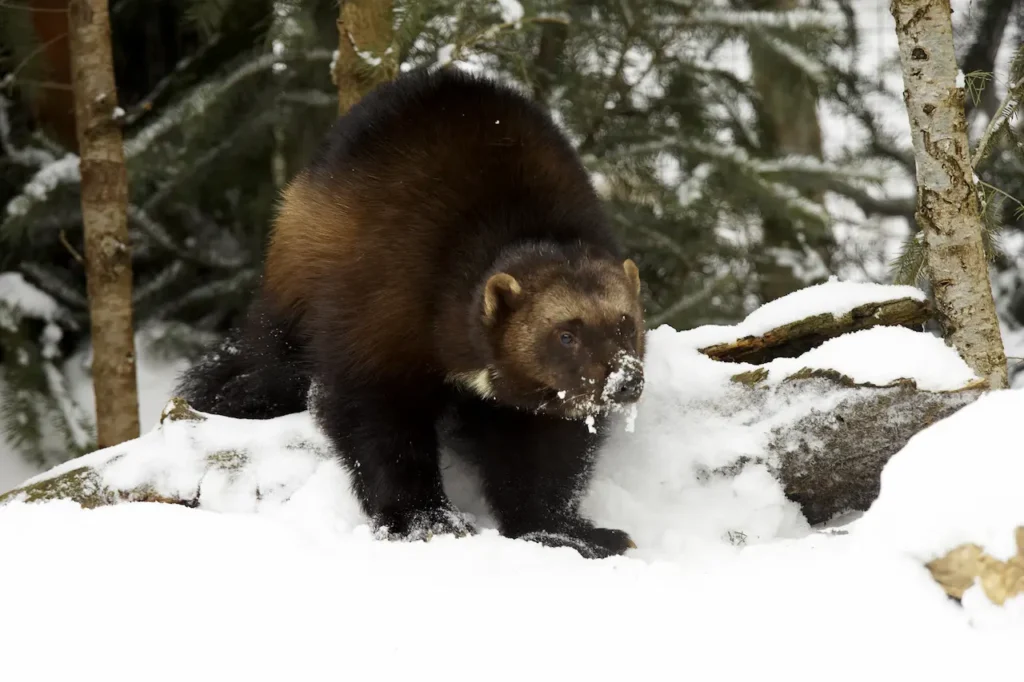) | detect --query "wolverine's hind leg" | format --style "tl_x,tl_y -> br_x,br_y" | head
311,377 -> 474,540
443,397 -> 634,559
